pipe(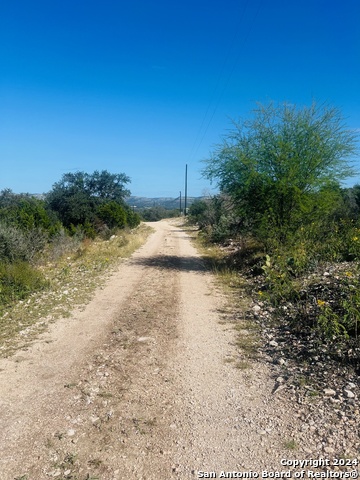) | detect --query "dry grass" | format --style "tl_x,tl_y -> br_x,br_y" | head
234,320 -> 261,359
0,224 -> 153,357
190,228 -> 261,365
